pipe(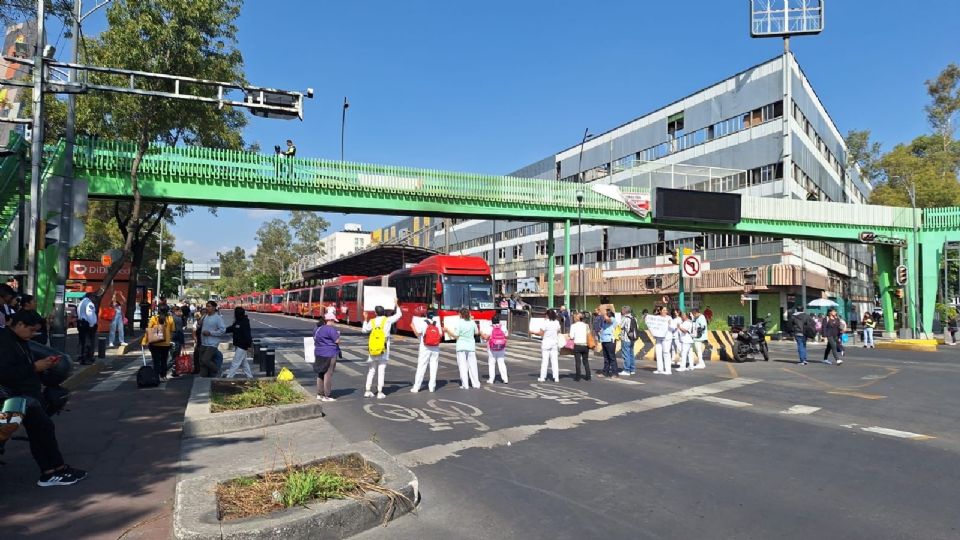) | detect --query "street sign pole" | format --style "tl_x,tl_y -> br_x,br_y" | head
677,249 -> 684,312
